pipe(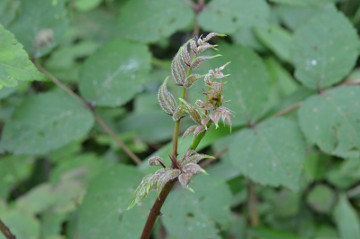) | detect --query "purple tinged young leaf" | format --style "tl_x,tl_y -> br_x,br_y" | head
181,153 -> 214,166
127,174 -> 153,209
190,39 -> 198,54
210,106 -> 232,129
158,77 -> 177,115
190,55 -> 221,69
172,105 -> 187,121
179,173 -> 194,192
179,98 -> 202,125
196,99 -> 214,111
182,163 -> 208,175
184,74 -> 202,88
197,43 -> 217,55
171,48 -> 186,85
181,125 -> 197,142
181,42 -> 192,67
148,156 -> 165,167
194,125 -> 206,137
203,32 -> 226,42
157,169 -> 181,196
